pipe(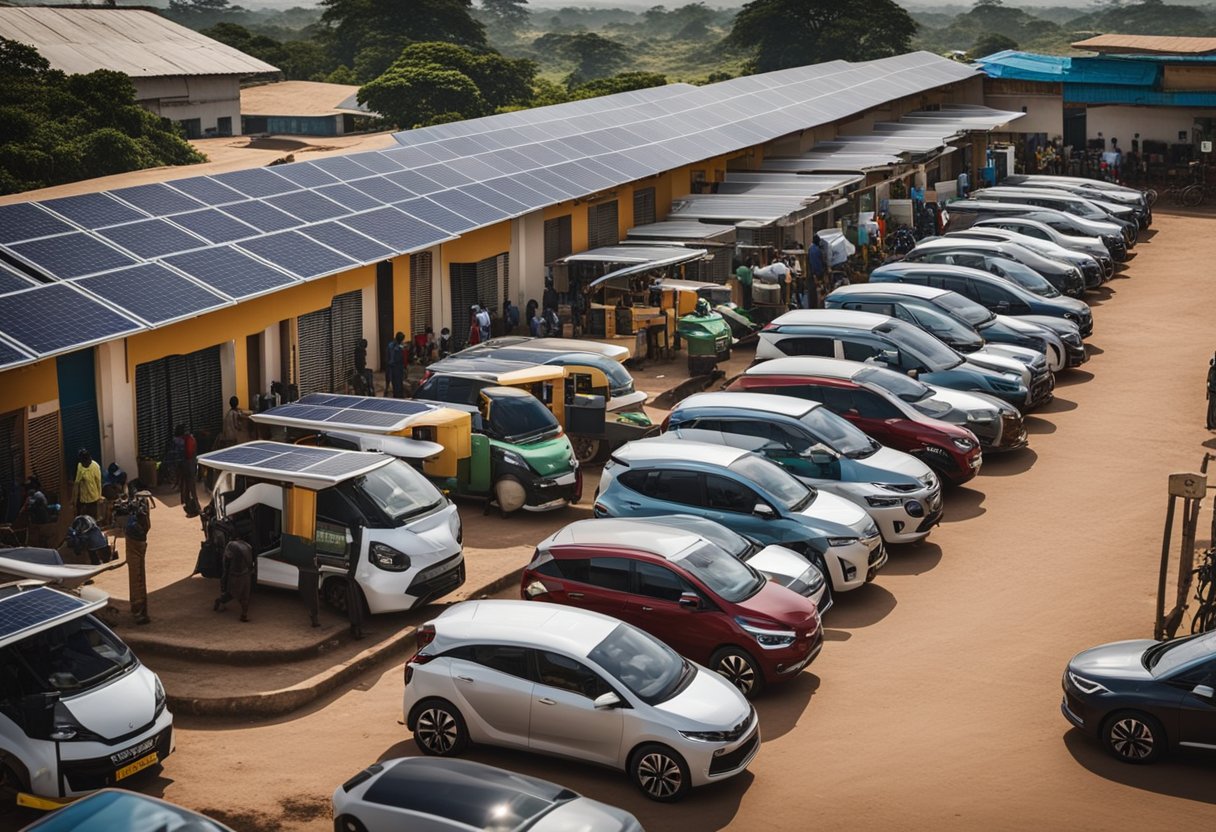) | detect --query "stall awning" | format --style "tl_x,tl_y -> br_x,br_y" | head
894,104 -> 1025,132
564,245 -> 709,290
761,152 -> 903,174
667,194 -> 812,227
625,221 -> 736,244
